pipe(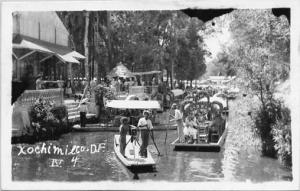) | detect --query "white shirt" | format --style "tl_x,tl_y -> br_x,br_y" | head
174,109 -> 183,121
137,117 -> 153,130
